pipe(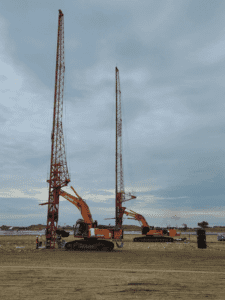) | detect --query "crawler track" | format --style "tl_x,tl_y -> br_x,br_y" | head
133,236 -> 174,243
65,239 -> 114,251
